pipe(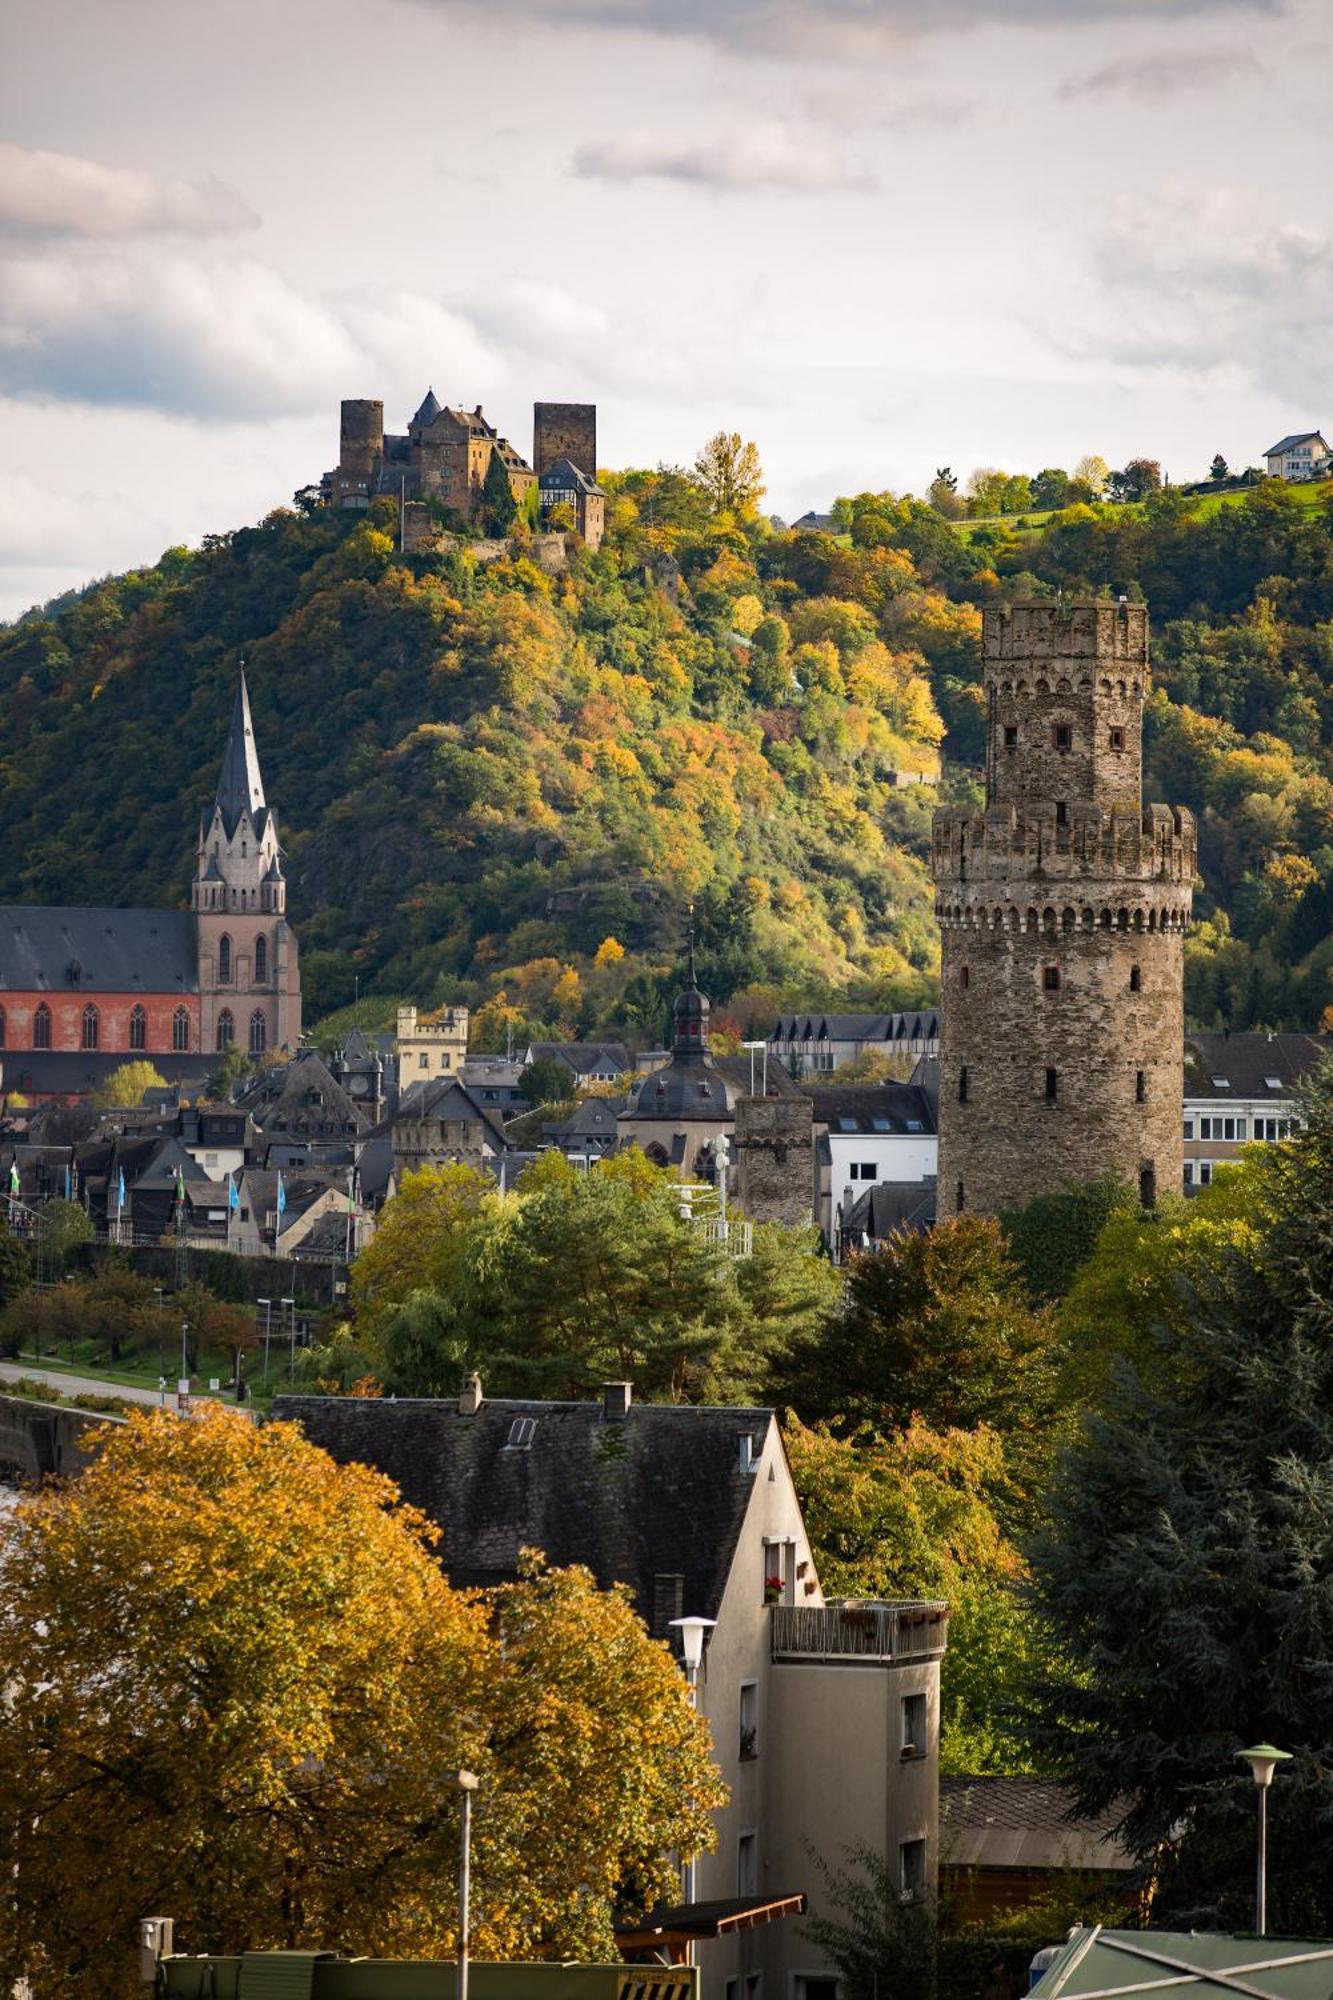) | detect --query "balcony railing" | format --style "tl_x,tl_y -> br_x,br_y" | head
770,1600 -> 949,1664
